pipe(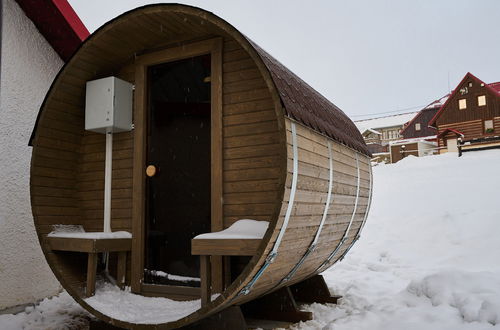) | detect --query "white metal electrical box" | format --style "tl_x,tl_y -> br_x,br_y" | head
85,76 -> 133,133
